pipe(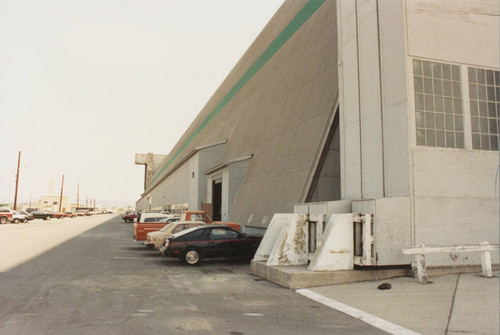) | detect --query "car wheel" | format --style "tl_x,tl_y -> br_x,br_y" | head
23,219 -> 28,223
13,218 -> 19,224
184,249 -> 200,265
44,216 -> 51,221
0,217 -> 7,224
